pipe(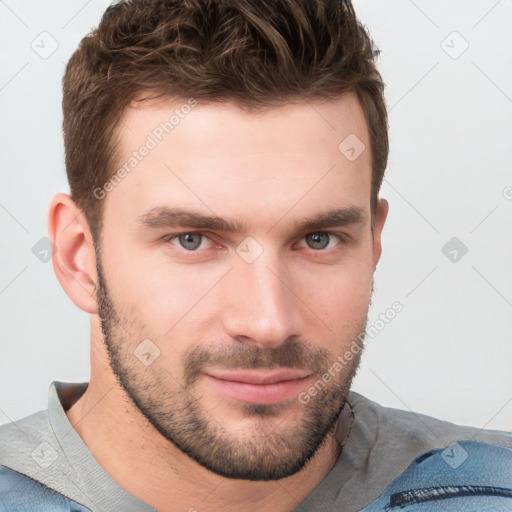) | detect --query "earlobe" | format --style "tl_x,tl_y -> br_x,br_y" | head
372,198 -> 389,269
47,193 -> 98,314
